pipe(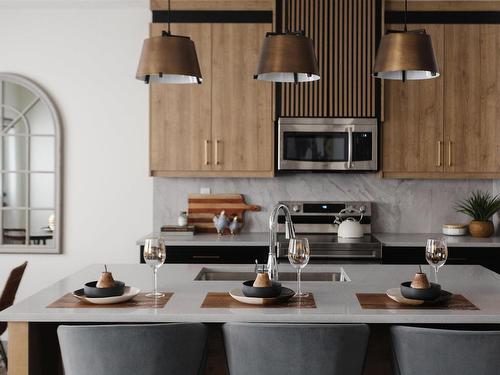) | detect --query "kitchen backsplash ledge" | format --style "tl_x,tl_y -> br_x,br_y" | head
154,174 -> 500,234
